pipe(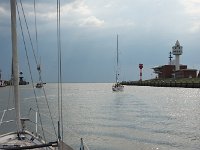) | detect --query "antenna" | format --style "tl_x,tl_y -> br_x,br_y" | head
169,51 -> 173,65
